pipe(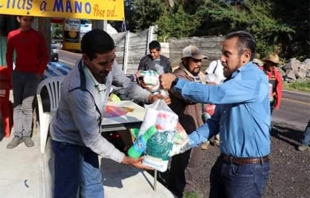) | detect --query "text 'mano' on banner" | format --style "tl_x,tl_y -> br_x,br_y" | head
0,0 -> 124,21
